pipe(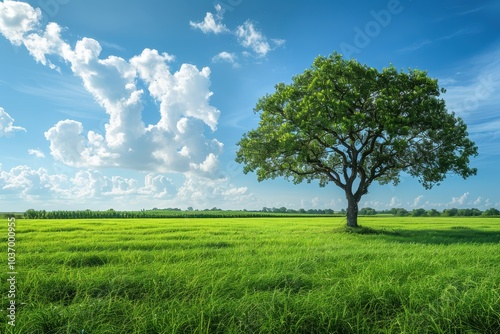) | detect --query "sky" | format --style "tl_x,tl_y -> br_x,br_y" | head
0,0 -> 499,212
